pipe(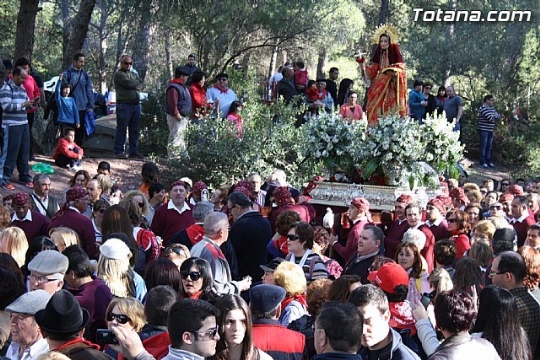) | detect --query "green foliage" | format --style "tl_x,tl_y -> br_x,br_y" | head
165,99 -> 322,189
